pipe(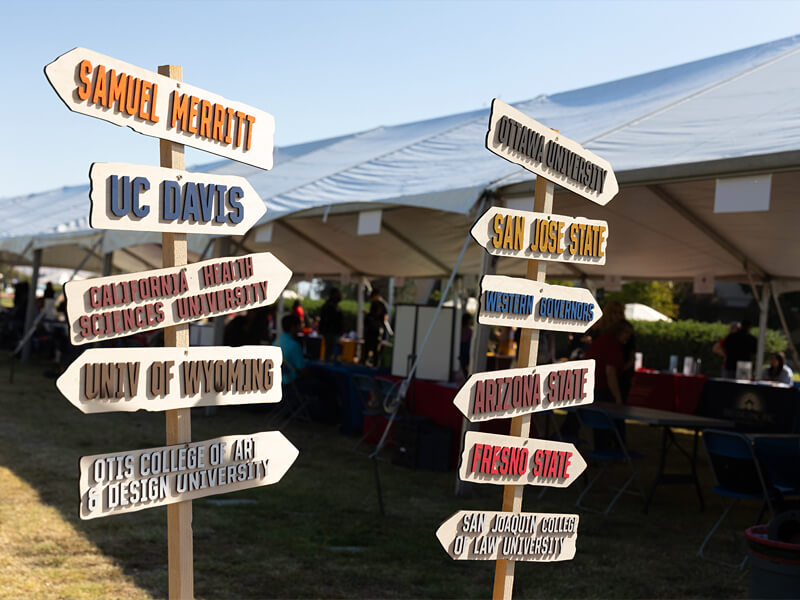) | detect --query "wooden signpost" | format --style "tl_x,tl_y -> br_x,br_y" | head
44,48 -> 275,169
452,359 -> 595,422
459,431 -> 586,488
436,510 -> 579,562
57,346 -> 283,414
471,207 -> 608,265
89,163 -> 267,234
47,50 -> 286,599
478,274 -> 602,332
64,252 -> 291,345
486,98 -> 617,206
438,98 -> 618,600
79,431 -> 298,520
